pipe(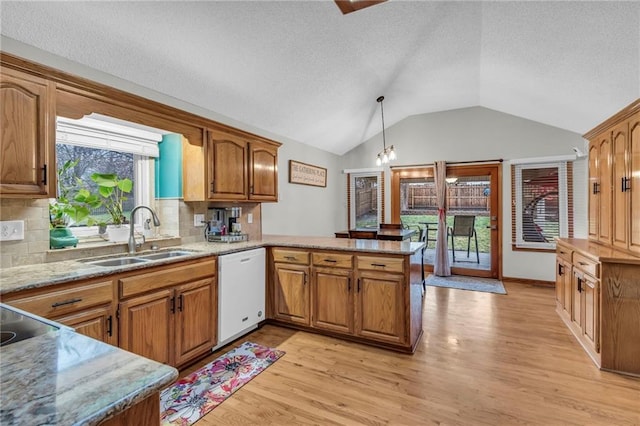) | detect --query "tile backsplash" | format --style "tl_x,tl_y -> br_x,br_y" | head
0,198 -> 262,268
